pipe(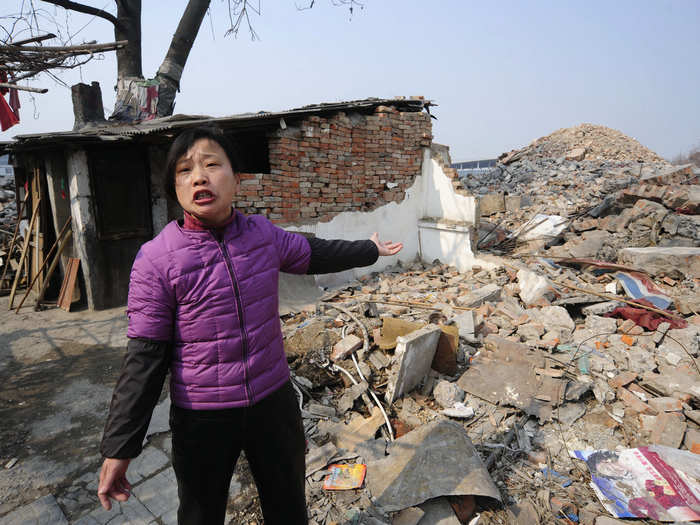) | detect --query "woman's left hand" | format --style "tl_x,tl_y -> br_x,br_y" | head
370,232 -> 403,256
